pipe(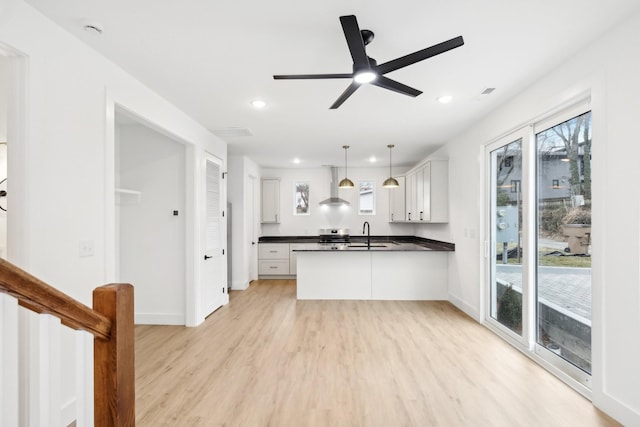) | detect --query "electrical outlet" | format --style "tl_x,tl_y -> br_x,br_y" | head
79,240 -> 94,257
